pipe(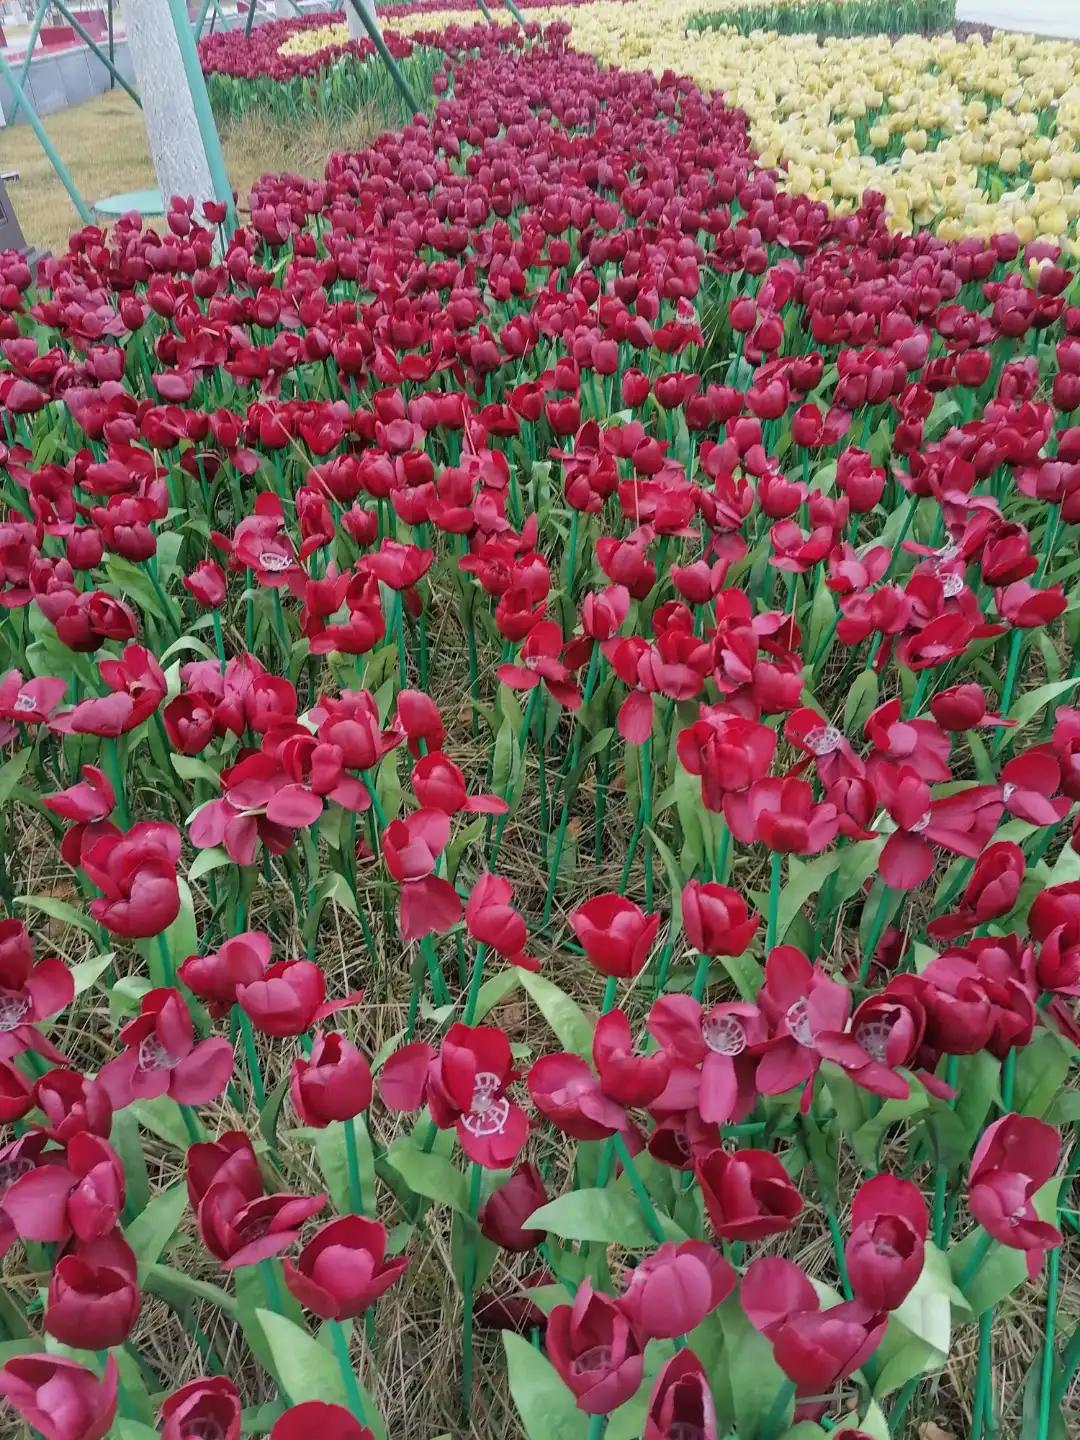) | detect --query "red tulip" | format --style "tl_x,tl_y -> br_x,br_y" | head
696,1148 -> 803,1241
619,1240 -> 735,1340
845,1175 -> 927,1310
648,994 -> 767,1124
283,1215 -> 409,1318
569,894 -> 660,978
237,959 -> 362,1037
198,1182 -> 326,1270
547,1281 -> 644,1414
478,1163 -> 549,1252
178,931 -> 271,1014
968,1114 -> 1062,1274
45,1232 -> 140,1349
183,560 -> 228,609
3,1132 -> 124,1244
96,989 -> 233,1109
80,822 -> 182,938
681,880 -> 759,957
290,1030 -> 373,1127
0,1355 -> 117,1440
643,1350 -> 718,1440
270,1402 -> 373,1440
160,1377 -> 241,1440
